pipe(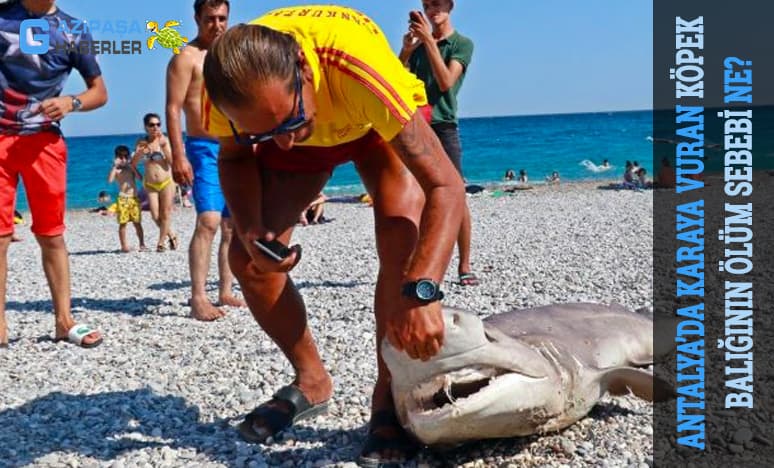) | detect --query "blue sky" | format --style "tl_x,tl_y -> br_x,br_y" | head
54,0 -> 653,136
